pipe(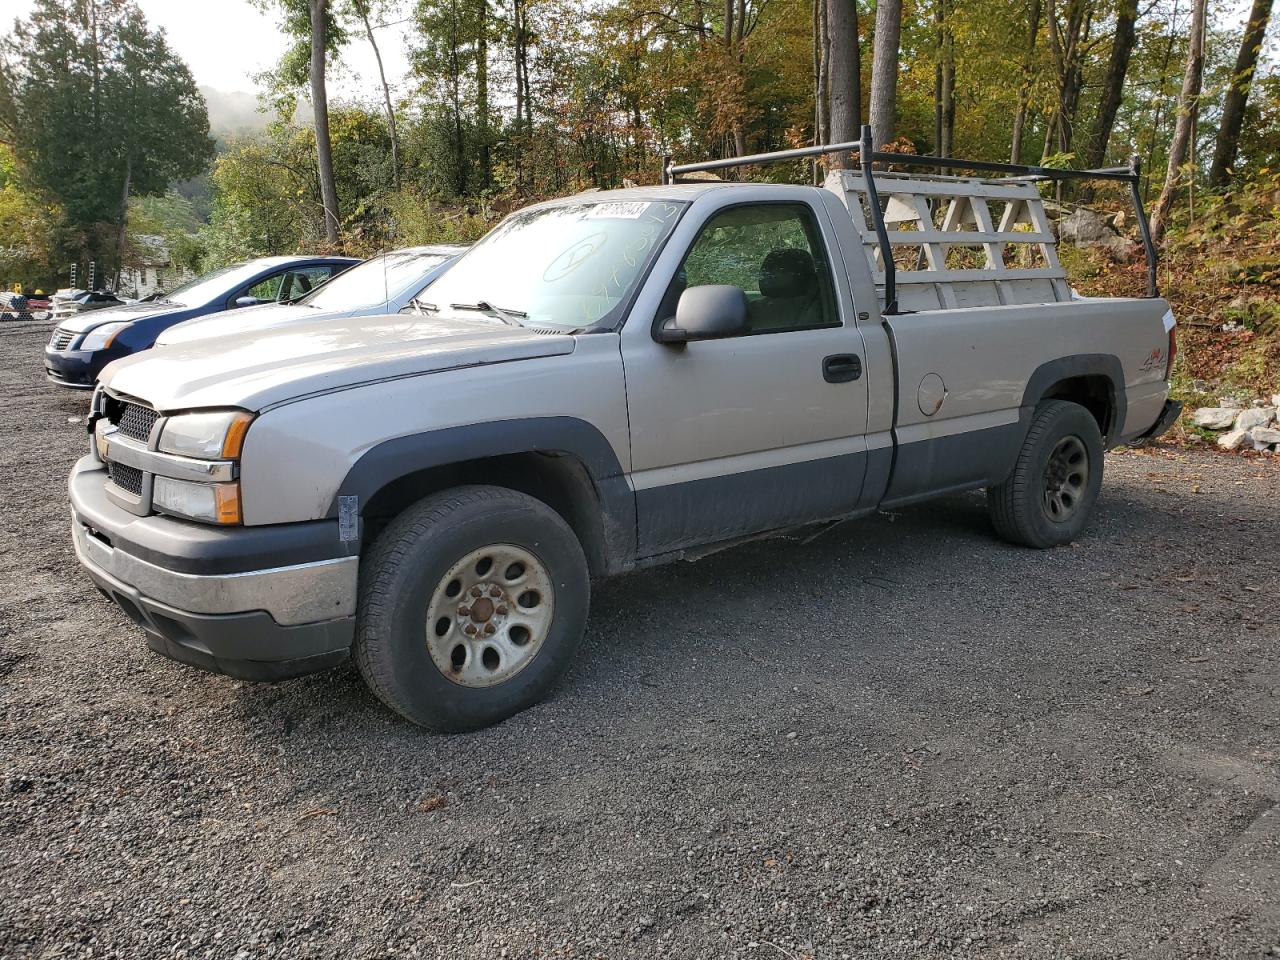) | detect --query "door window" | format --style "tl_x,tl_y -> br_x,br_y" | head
243,266 -> 336,304
660,203 -> 839,335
